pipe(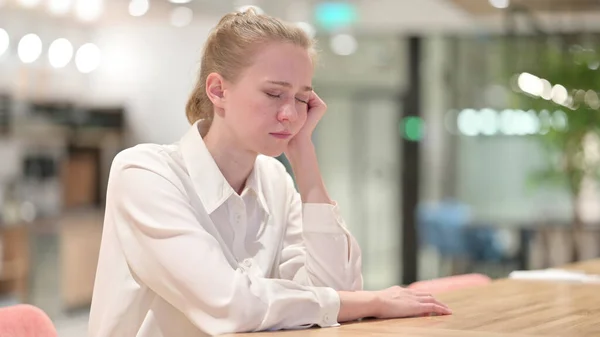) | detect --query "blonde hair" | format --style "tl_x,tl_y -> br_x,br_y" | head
185,9 -> 317,126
